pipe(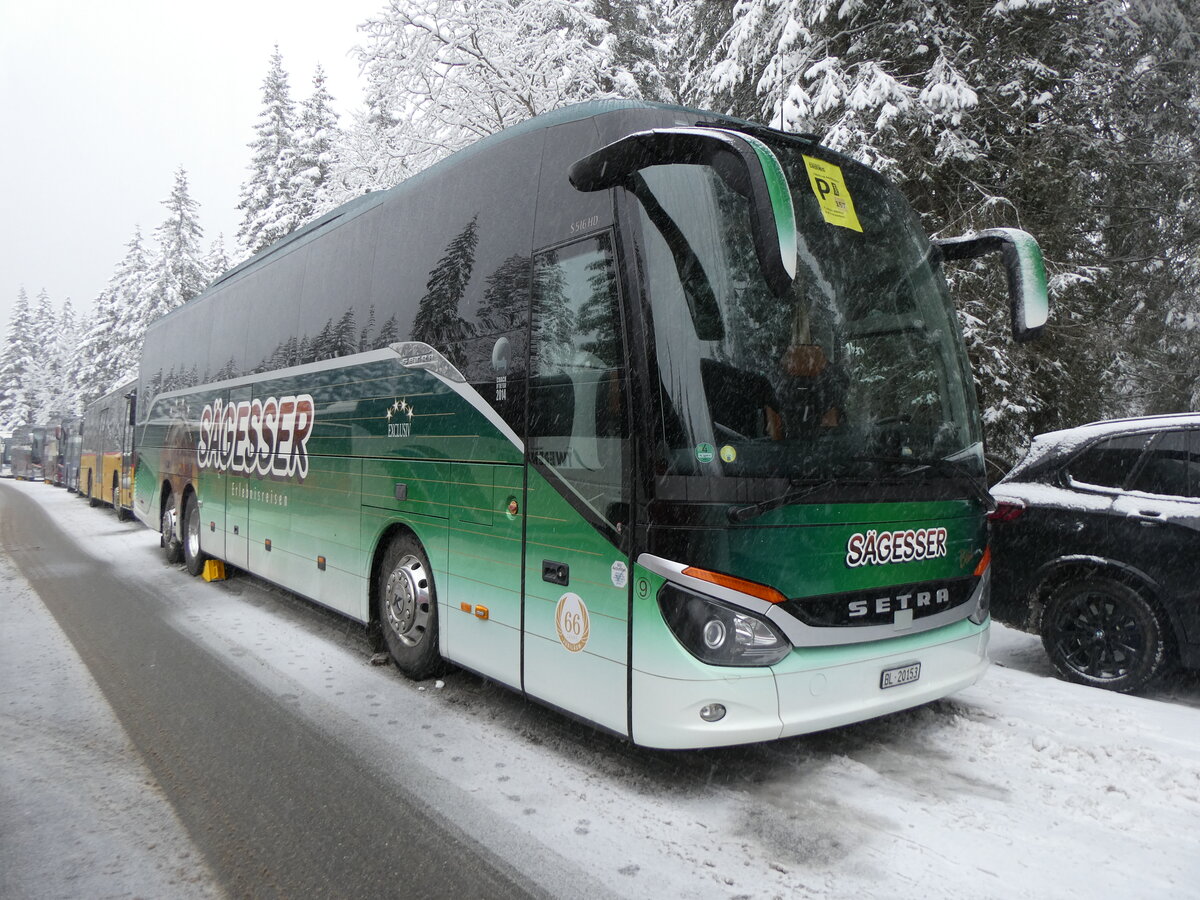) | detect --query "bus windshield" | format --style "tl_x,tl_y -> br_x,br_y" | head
634,139 -> 983,490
